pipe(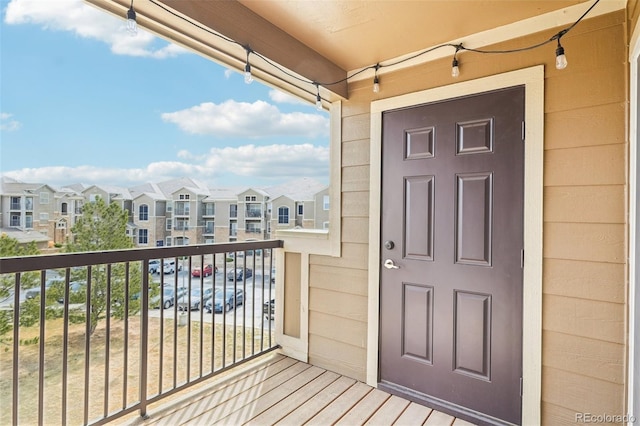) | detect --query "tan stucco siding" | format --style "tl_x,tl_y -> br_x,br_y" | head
306,10 -> 628,420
